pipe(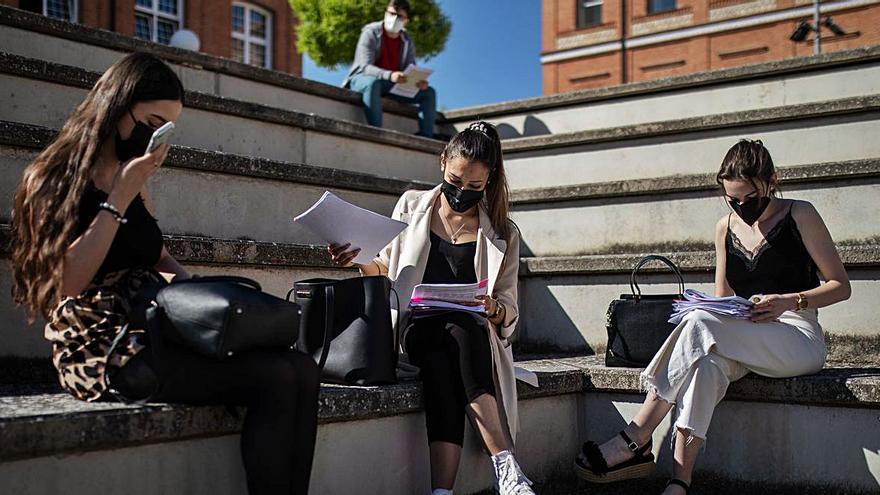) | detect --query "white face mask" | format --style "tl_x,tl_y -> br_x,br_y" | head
384,12 -> 404,34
